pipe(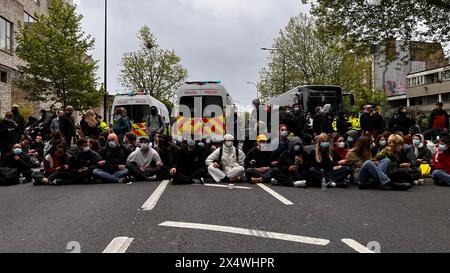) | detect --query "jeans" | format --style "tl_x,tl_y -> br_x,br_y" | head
307,166 -> 351,187
432,170 -> 450,186
355,159 -> 391,186
92,168 -> 129,183
245,168 -> 273,183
